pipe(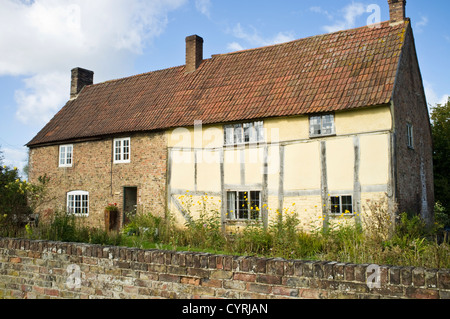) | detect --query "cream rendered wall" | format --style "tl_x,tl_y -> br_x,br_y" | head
360,134 -> 390,186
197,150 -> 221,193
244,147 -> 264,185
335,106 -> 392,135
170,150 -> 195,191
326,138 -> 354,191
284,142 -> 321,191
